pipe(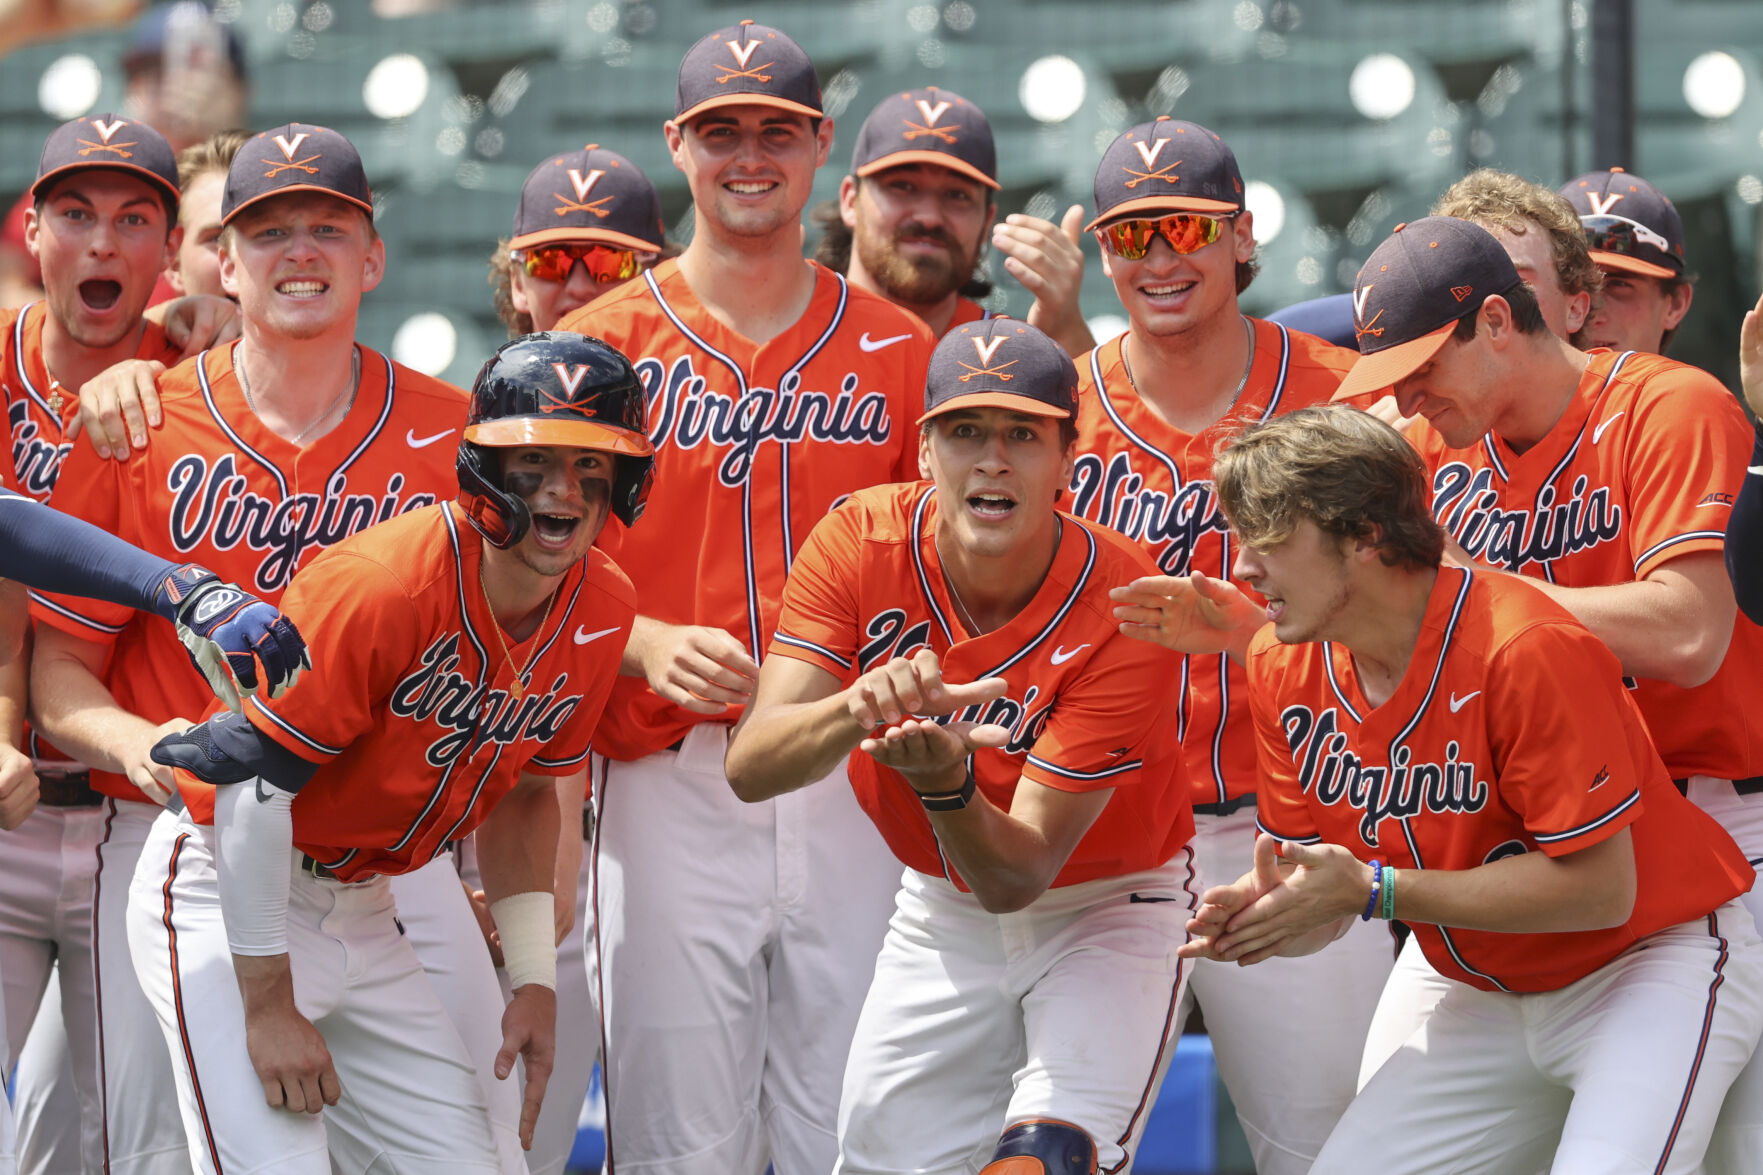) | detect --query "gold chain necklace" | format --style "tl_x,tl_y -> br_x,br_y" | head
479,559 -> 558,700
